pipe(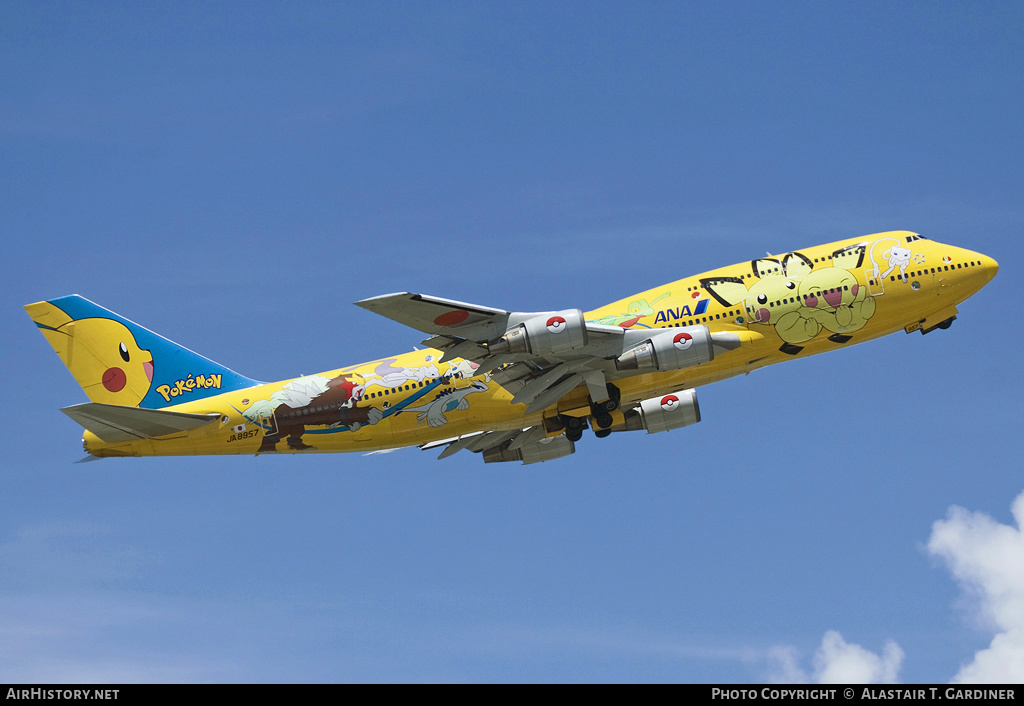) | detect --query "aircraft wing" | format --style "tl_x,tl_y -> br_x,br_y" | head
356,291 -> 741,412
357,292 -> 627,362
356,292 -> 511,345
